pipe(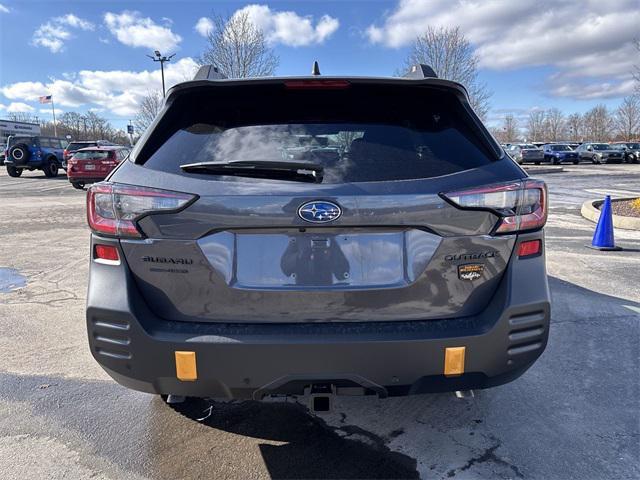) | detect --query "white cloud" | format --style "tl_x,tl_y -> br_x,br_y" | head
366,0 -> 640,100
195,17 -> 214,37
39,108 -> 64,116
0,4 -> 10,14
7,102 -> 35,113
1,57 -> 199,117
0,103 -> 6,110
104,11 -> 182,51
32,13 -> 95,53
234,5 -> 339,46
